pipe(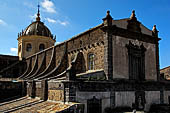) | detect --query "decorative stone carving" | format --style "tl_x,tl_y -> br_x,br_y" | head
126,41 -> 146,81
127,10 -> 141,33
135,91 -> 146,110
131,39 -> 141,47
